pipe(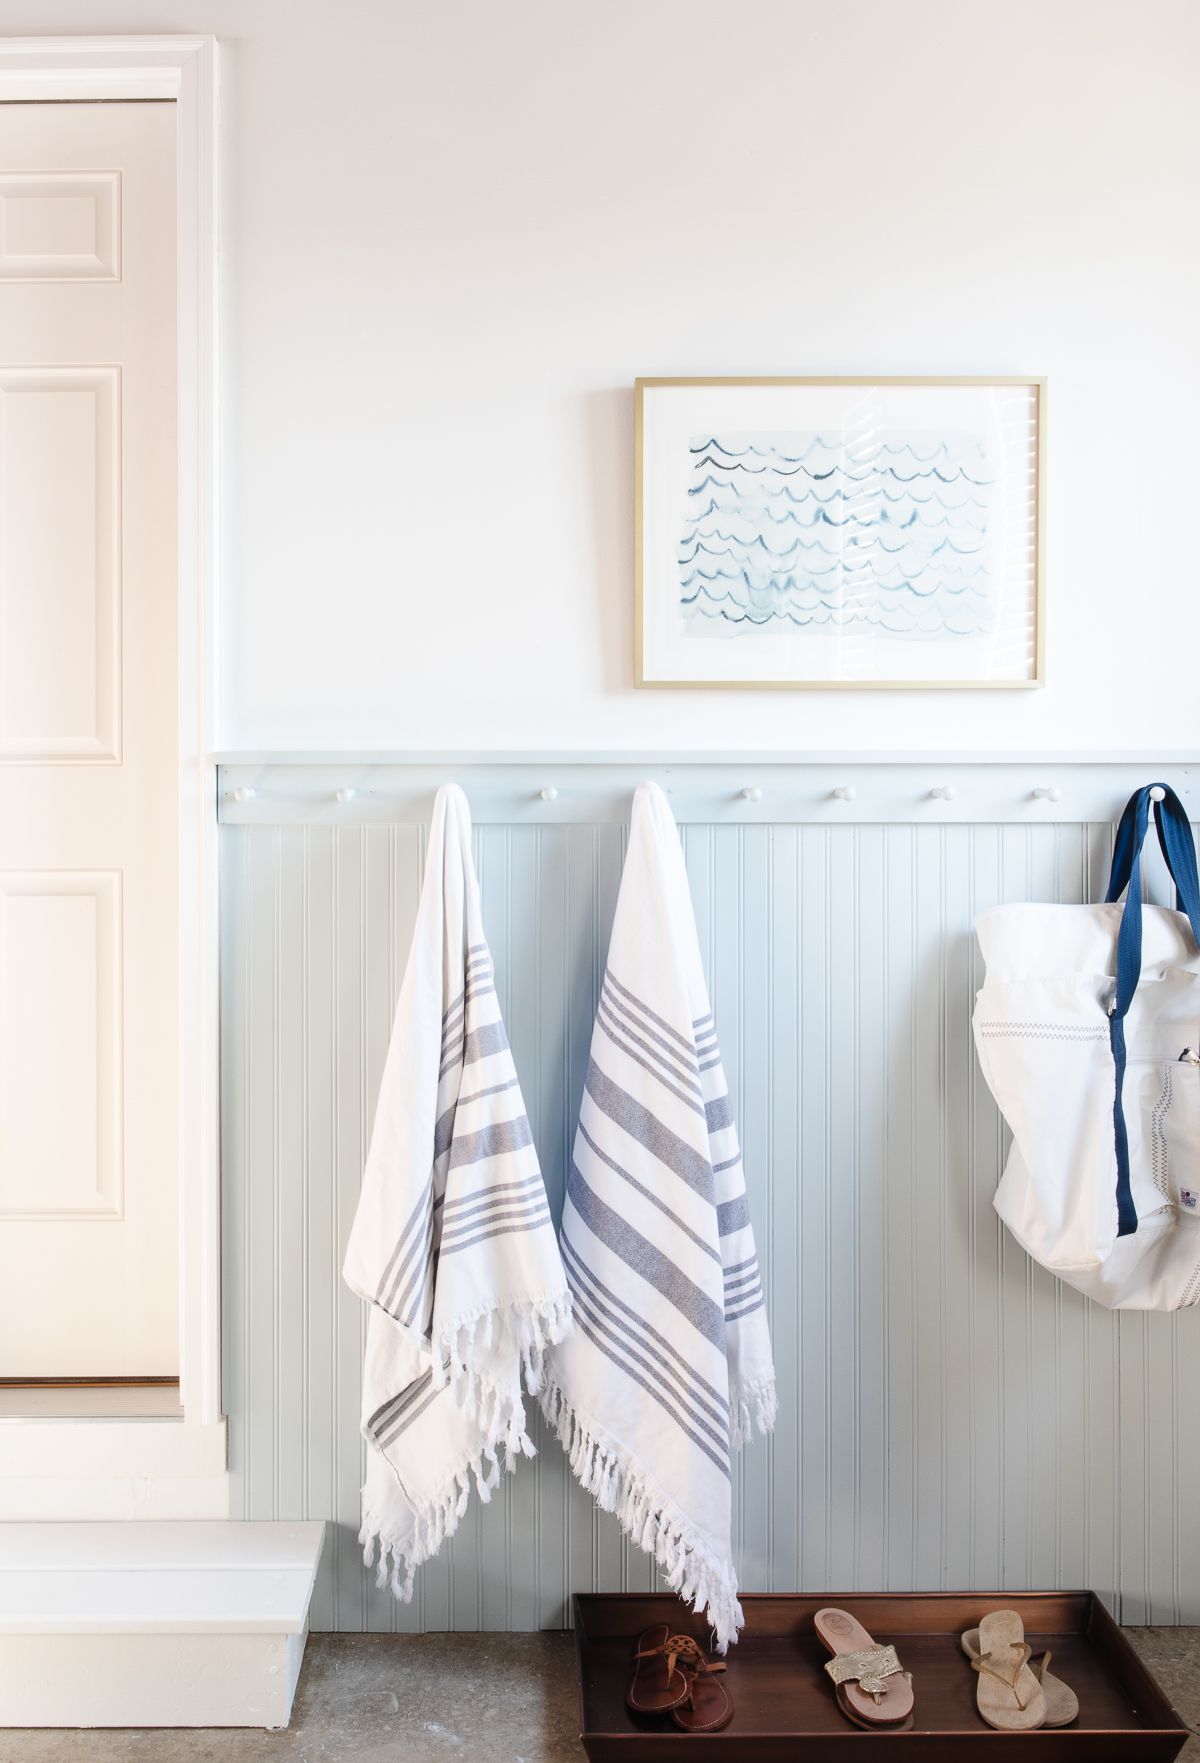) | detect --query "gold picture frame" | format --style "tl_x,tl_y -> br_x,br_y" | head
634,376 -> 1045,690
